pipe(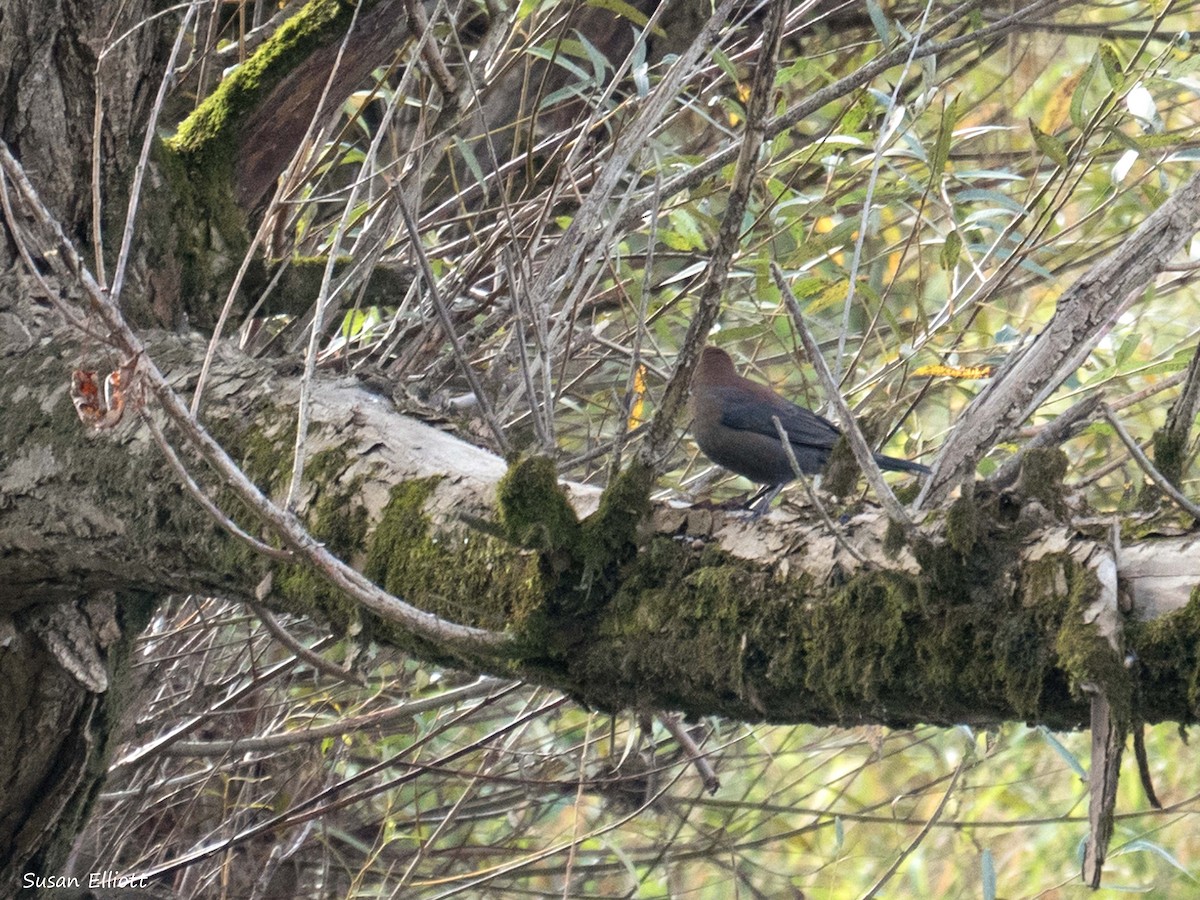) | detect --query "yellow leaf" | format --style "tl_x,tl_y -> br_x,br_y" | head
627,364 -> 647,429
1040,69 -> 1083,135
912,363 -> 994,379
